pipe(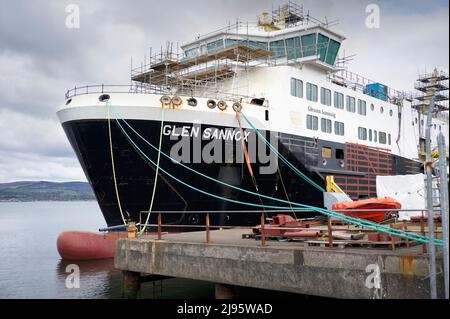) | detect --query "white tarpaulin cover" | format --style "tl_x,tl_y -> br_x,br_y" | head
376,174 -> 436,221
